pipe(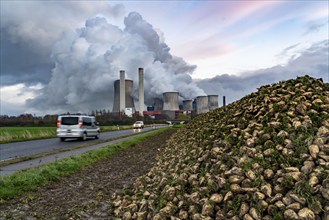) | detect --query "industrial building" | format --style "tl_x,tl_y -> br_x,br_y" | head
111,68 -> 219,120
